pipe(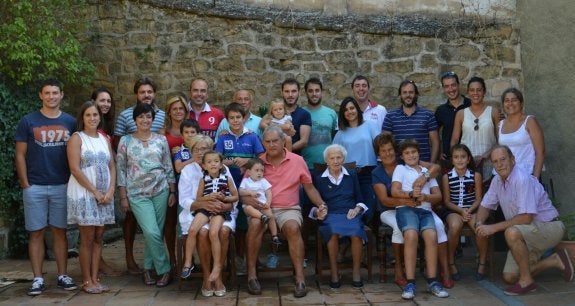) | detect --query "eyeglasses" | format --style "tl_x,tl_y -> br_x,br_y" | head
474,118 -> 479,131
442,71 -> 457,78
